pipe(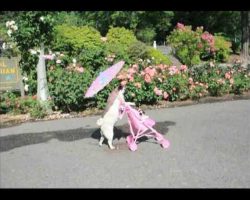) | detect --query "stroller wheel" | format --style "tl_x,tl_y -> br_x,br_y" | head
161,139 -> 170,149
126,135 -> 134,145
129,142 -> 138,151
155,134 -> 163,141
